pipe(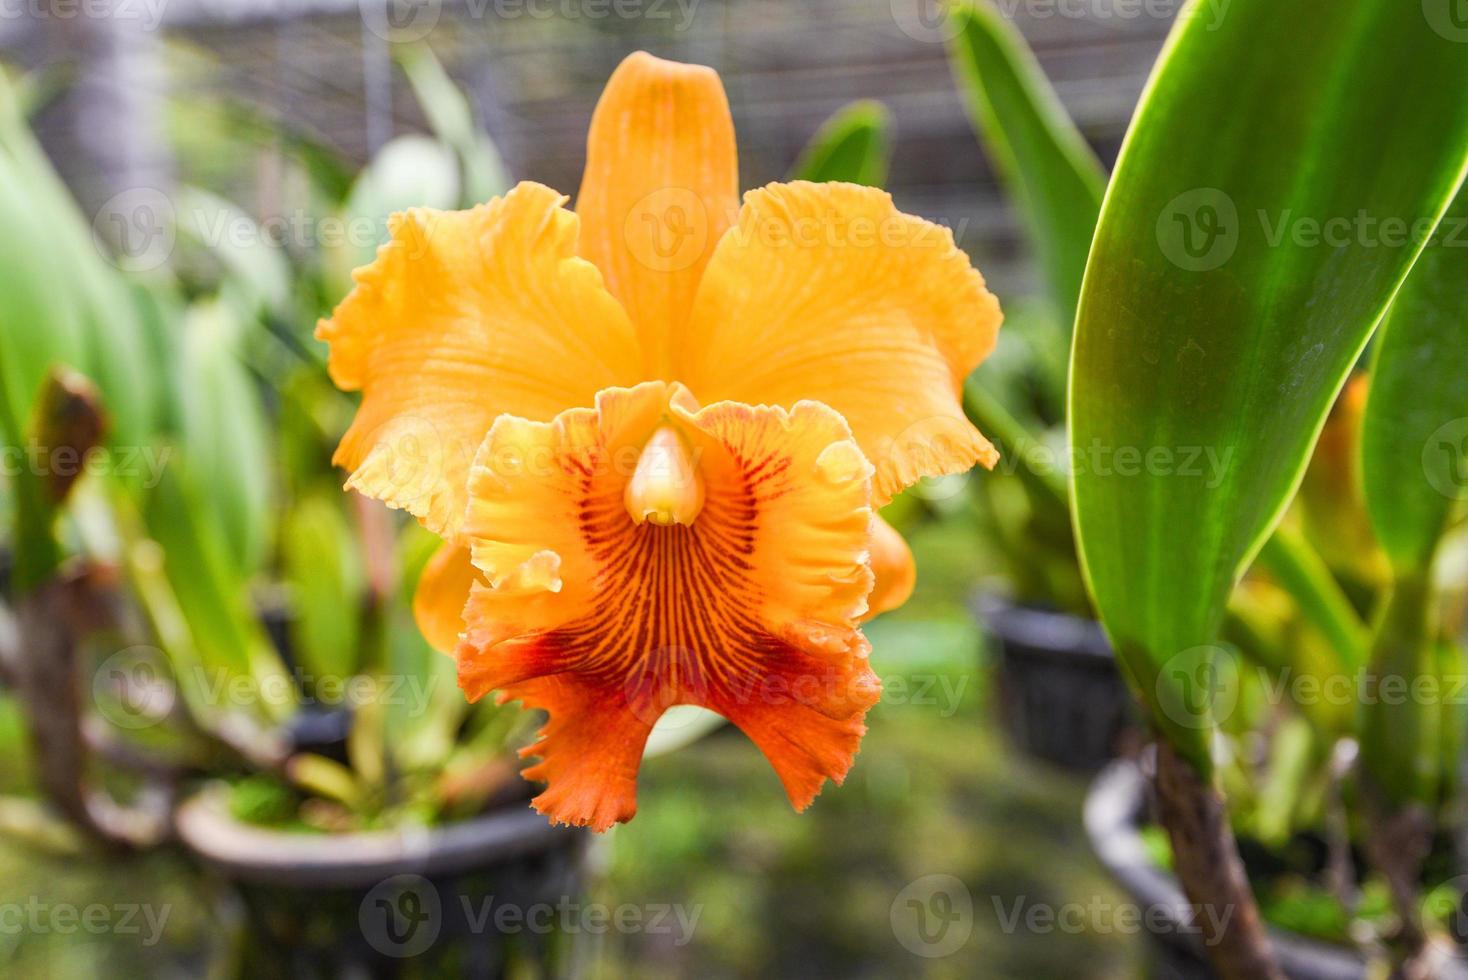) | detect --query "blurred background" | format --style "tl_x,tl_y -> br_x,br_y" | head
0,0 -> 1185,976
